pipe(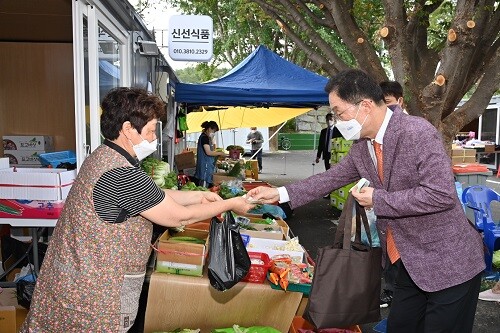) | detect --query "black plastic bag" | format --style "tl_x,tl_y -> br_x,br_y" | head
207,212 -> 251,291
